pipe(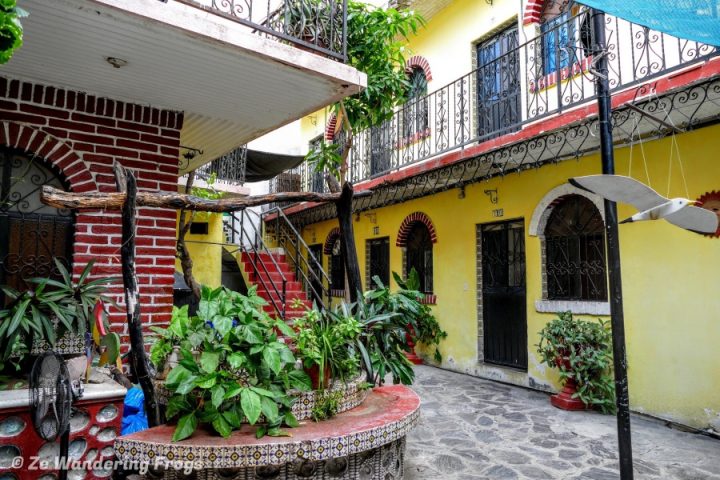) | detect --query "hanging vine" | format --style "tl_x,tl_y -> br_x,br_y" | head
0,0 -> 27,64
